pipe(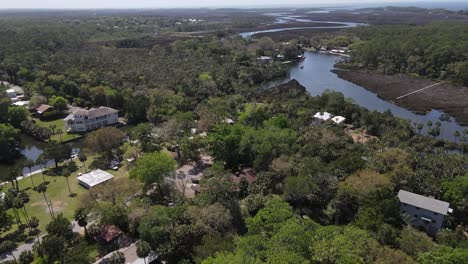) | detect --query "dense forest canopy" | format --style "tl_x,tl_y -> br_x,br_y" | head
0,9 -> 467,264
347,23 -> 468,85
